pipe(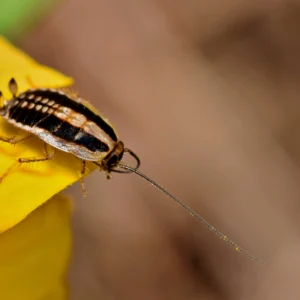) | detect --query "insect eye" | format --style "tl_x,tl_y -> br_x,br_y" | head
107,154 -> 120,167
